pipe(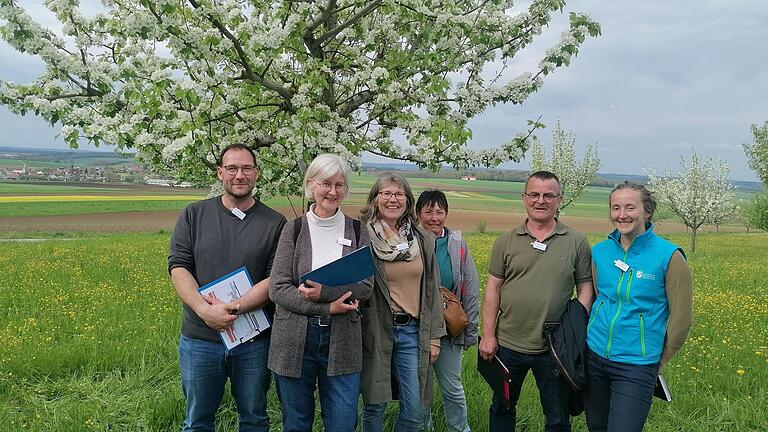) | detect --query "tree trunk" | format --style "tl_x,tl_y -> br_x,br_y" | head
690,226 -> 698,253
